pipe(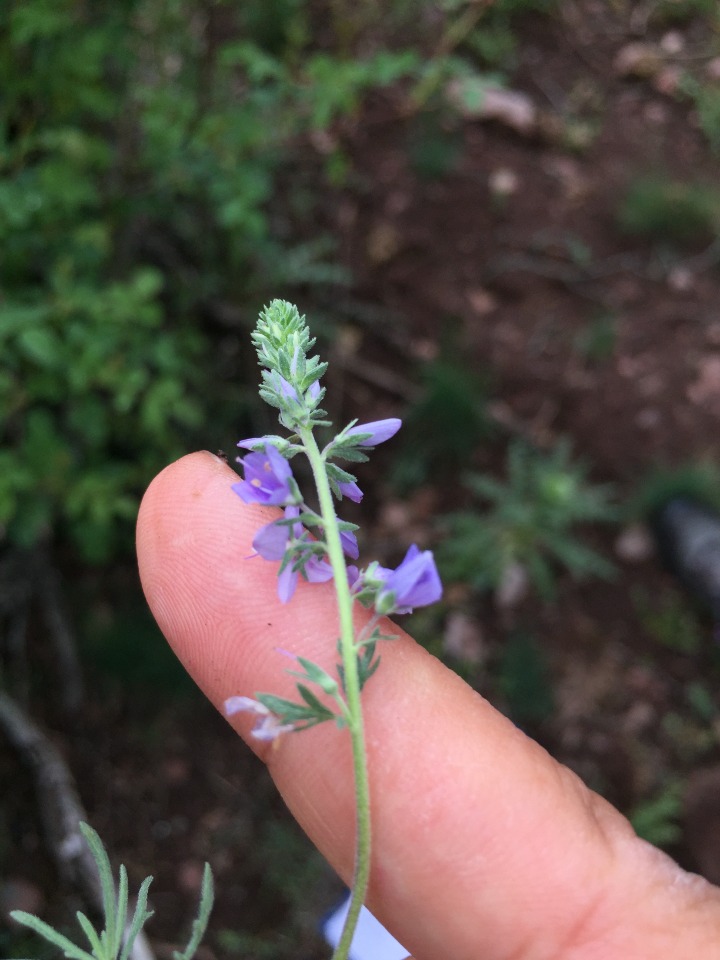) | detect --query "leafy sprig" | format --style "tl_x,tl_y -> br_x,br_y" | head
10,823 -> 213,960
